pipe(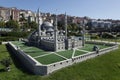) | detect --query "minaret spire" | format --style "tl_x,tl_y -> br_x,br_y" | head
54,14 -> 58,51
37,8 -> 42,46
37,8 -> 42,37
65,12 -> 67,39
